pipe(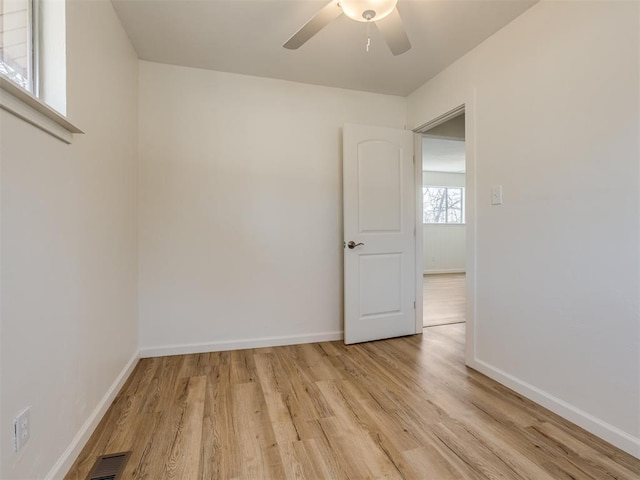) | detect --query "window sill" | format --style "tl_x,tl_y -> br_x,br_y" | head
0,76 -> 83,144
